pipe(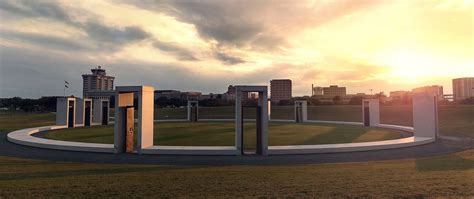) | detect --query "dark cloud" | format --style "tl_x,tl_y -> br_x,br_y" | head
214,52 -> 245,65
124,0 -> 378,51
152,40 -> 199,61
1,30 -> 88,50
0,1 -> 71,22
81,21 -> 151,49
124,1 -> 289,50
